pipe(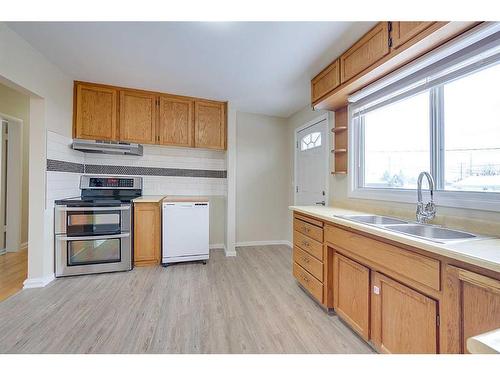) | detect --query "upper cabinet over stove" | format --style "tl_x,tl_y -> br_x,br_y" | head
73,81 -> 227,151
